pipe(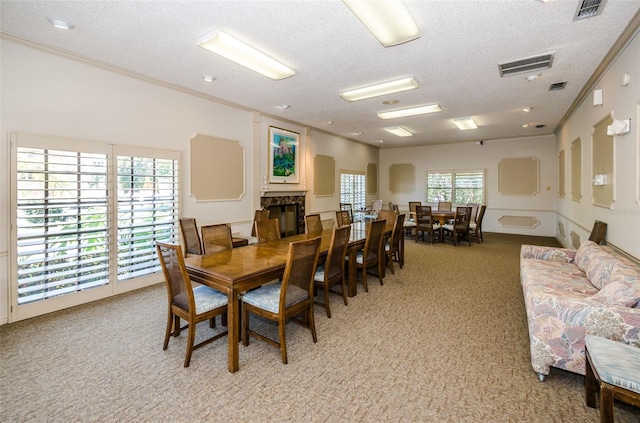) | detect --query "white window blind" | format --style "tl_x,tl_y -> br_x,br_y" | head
426,170 -> 484,204
117,155 -> 178,281
16,147 -> 110,305
340,171 -> 366,220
